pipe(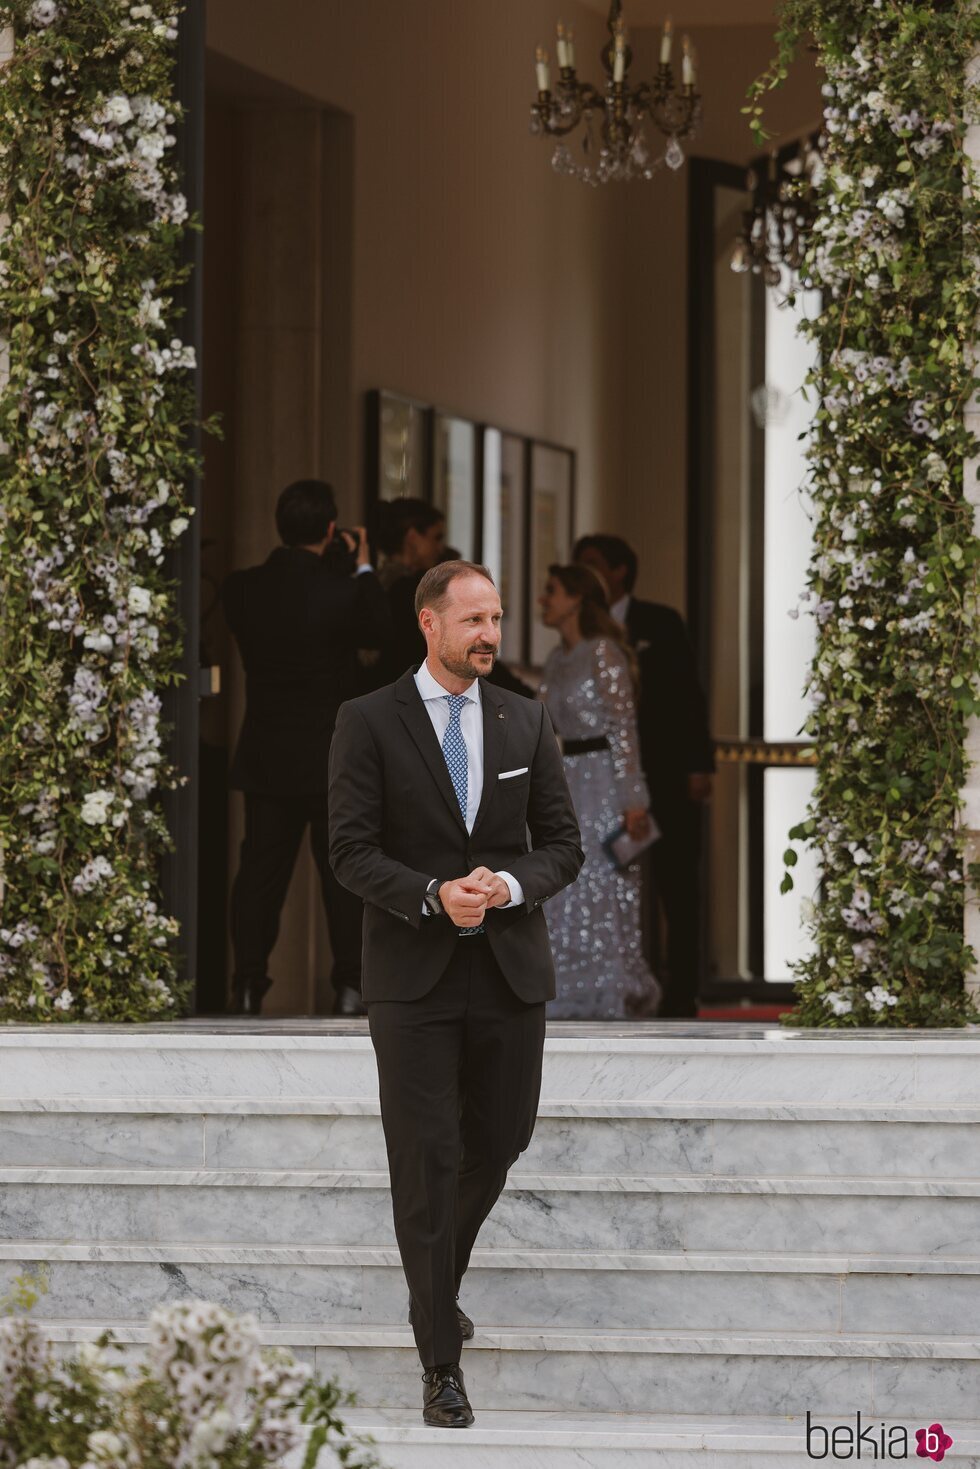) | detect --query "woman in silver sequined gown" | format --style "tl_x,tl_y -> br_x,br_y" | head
537,565 -> 661,1020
